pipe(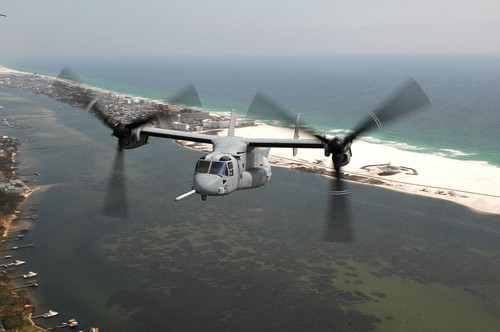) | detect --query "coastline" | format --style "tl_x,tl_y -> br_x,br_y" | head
0,190 -> 34,237
2,64 -> 500,215
208,122 -> 500,215
0,137 -> 42,330
0,148 -> 34,236
0,66 -> 23,75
